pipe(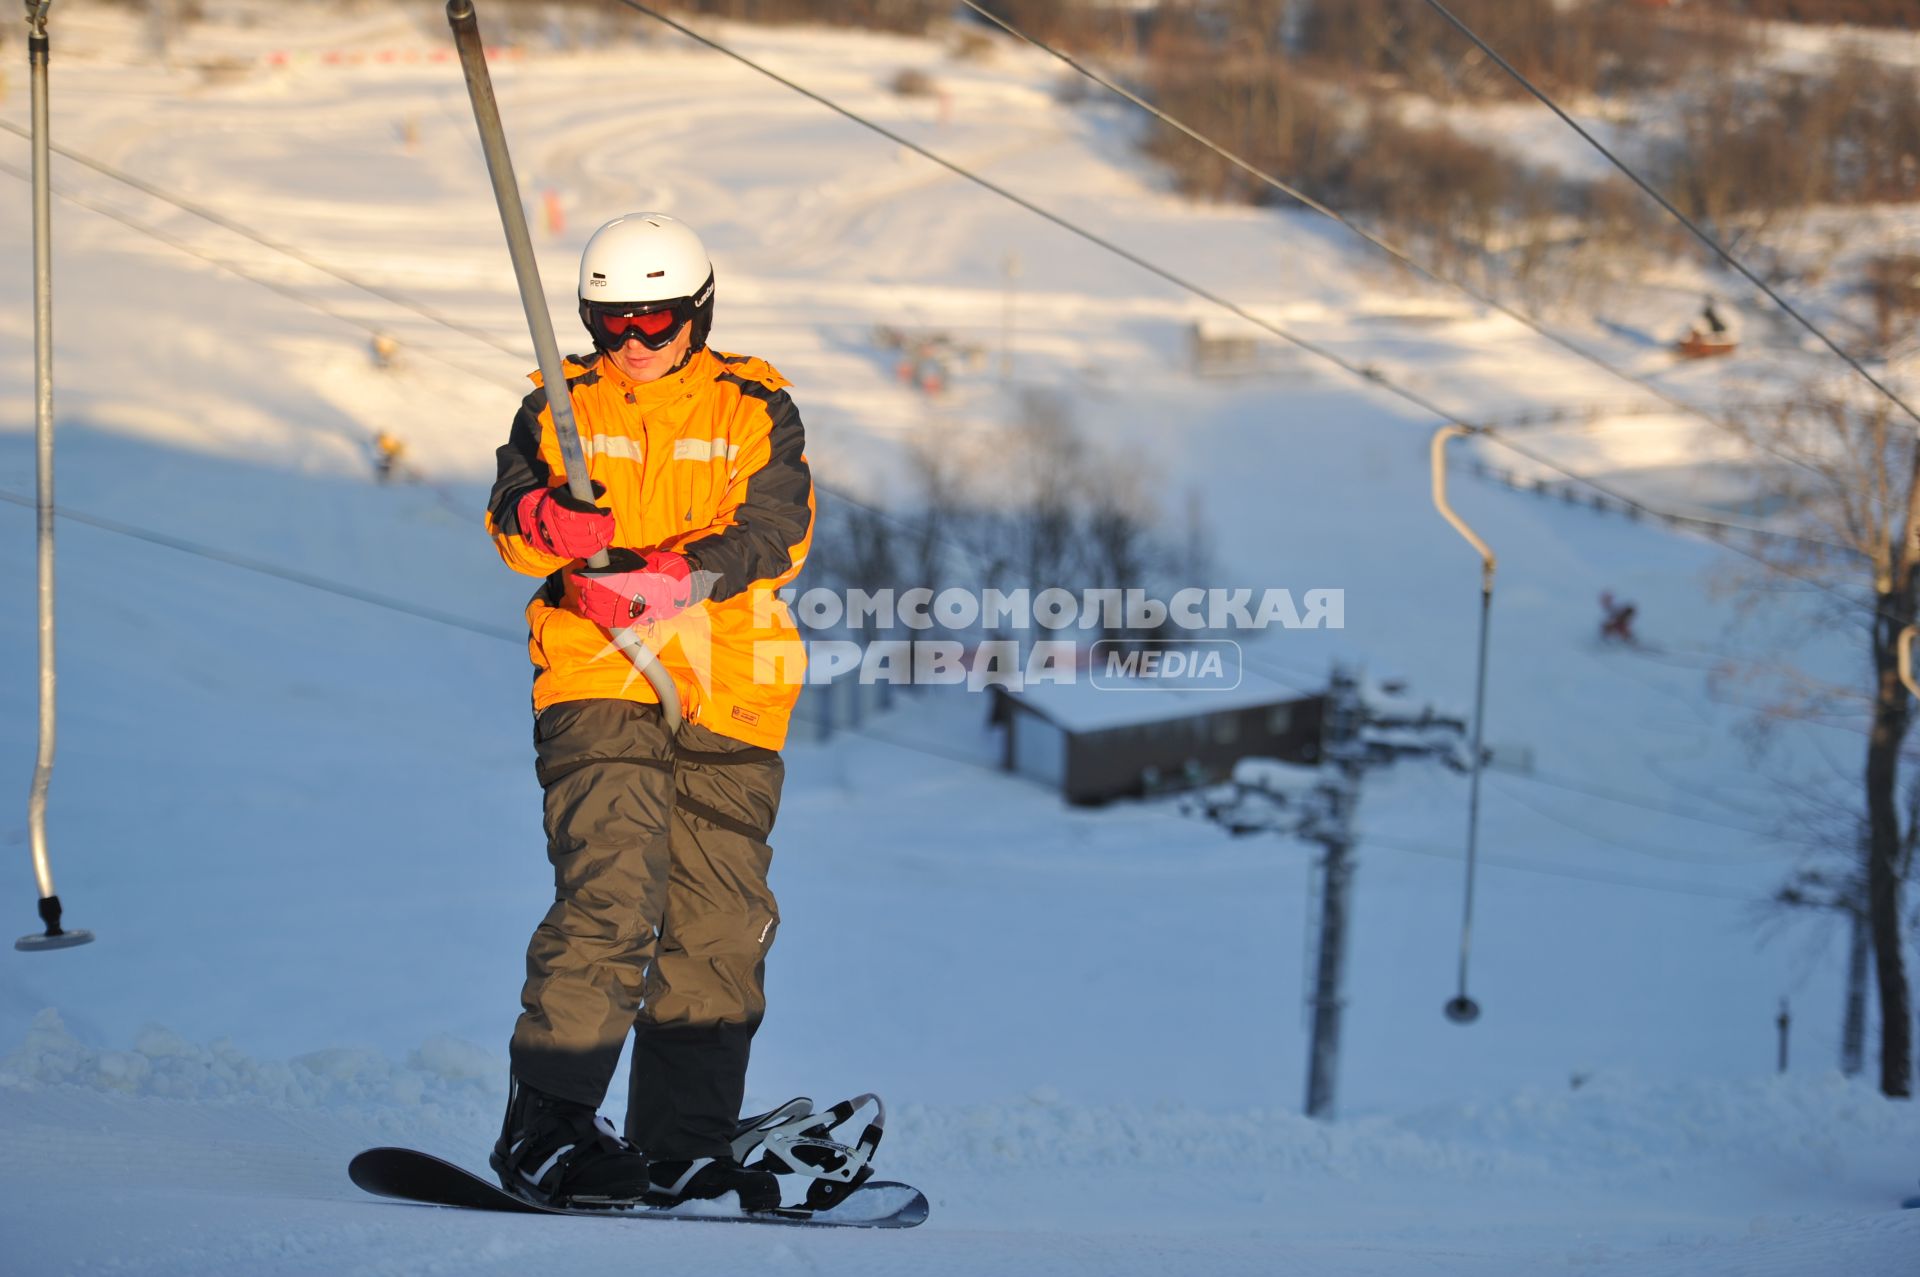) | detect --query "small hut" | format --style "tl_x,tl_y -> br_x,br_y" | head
997,668 -> 1323,805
